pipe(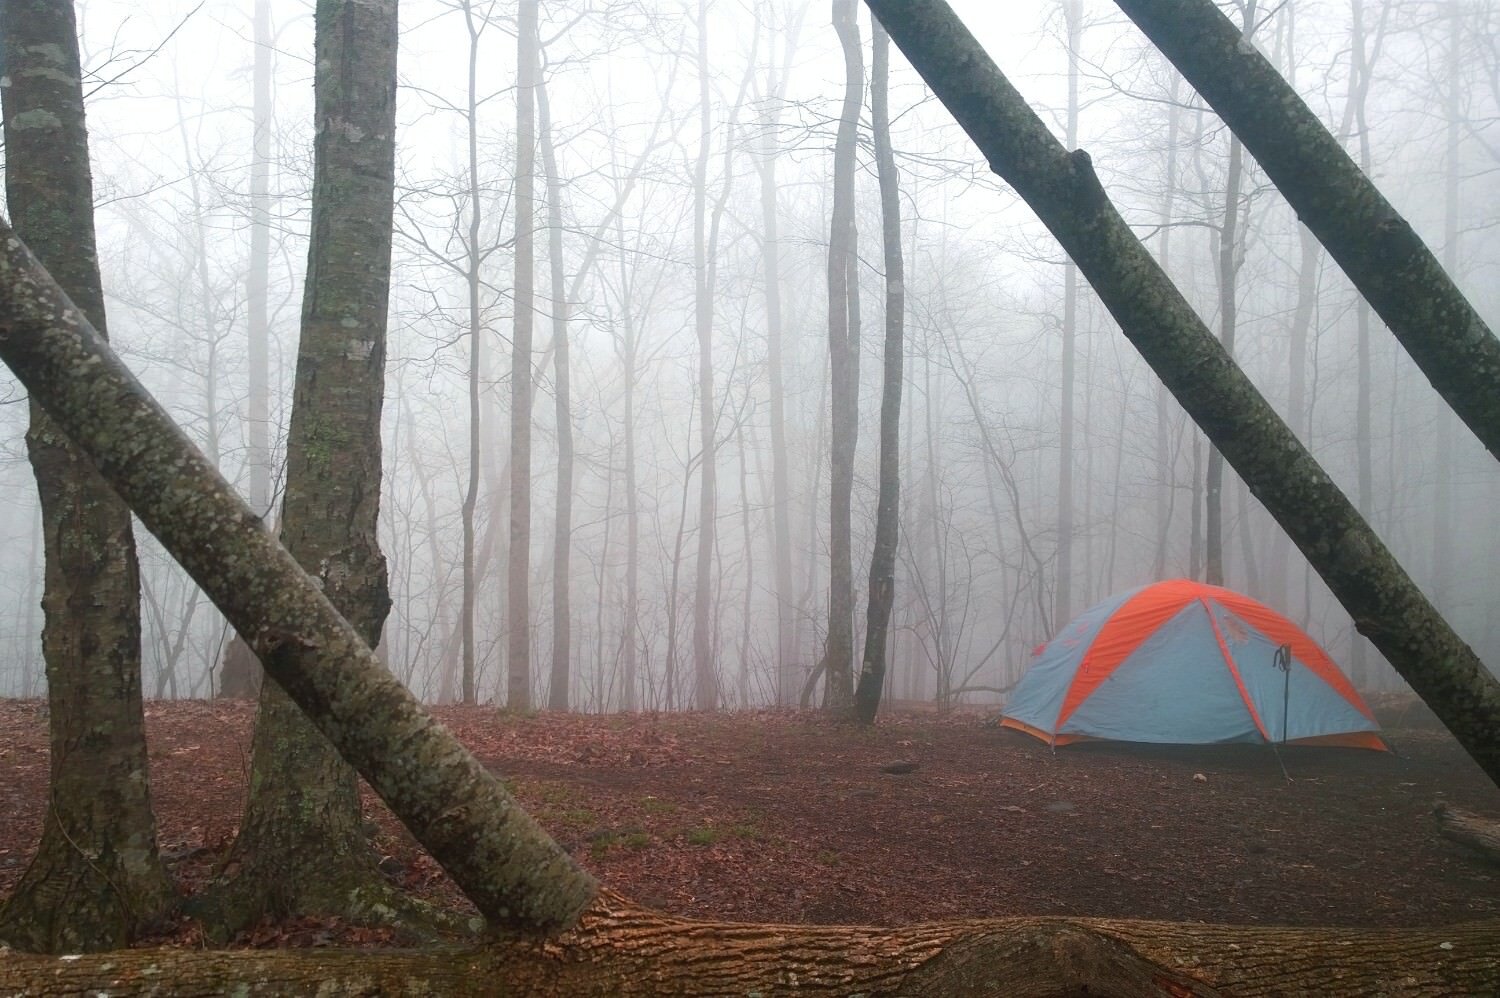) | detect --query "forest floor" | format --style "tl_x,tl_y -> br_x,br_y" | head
1,694 -> 1497,948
